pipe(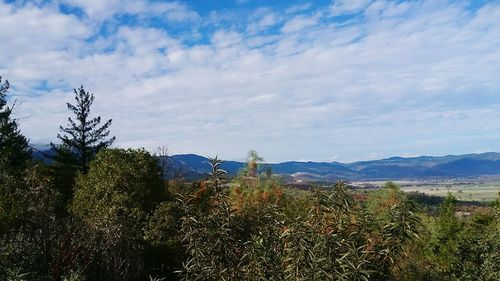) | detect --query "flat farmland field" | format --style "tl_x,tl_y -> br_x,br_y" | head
352,180 -> 500,202
400,182 -> 500,202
